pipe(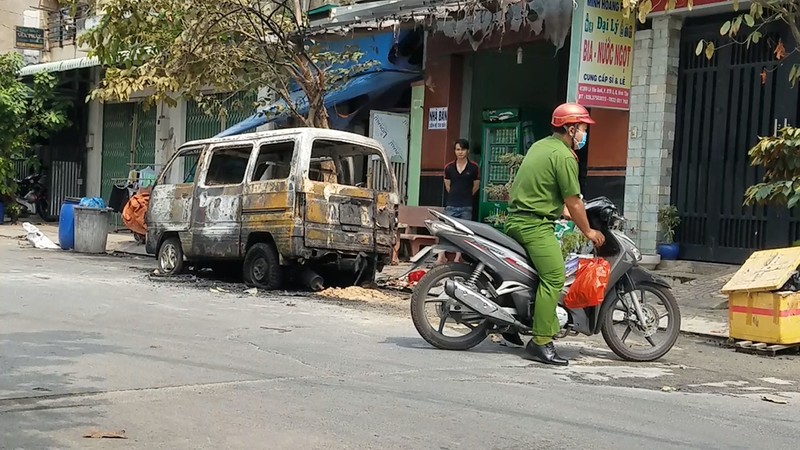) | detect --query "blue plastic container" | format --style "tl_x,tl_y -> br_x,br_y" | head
58,198 -> 81,250
0,202 -> 5,225
657,243 -> 680,261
